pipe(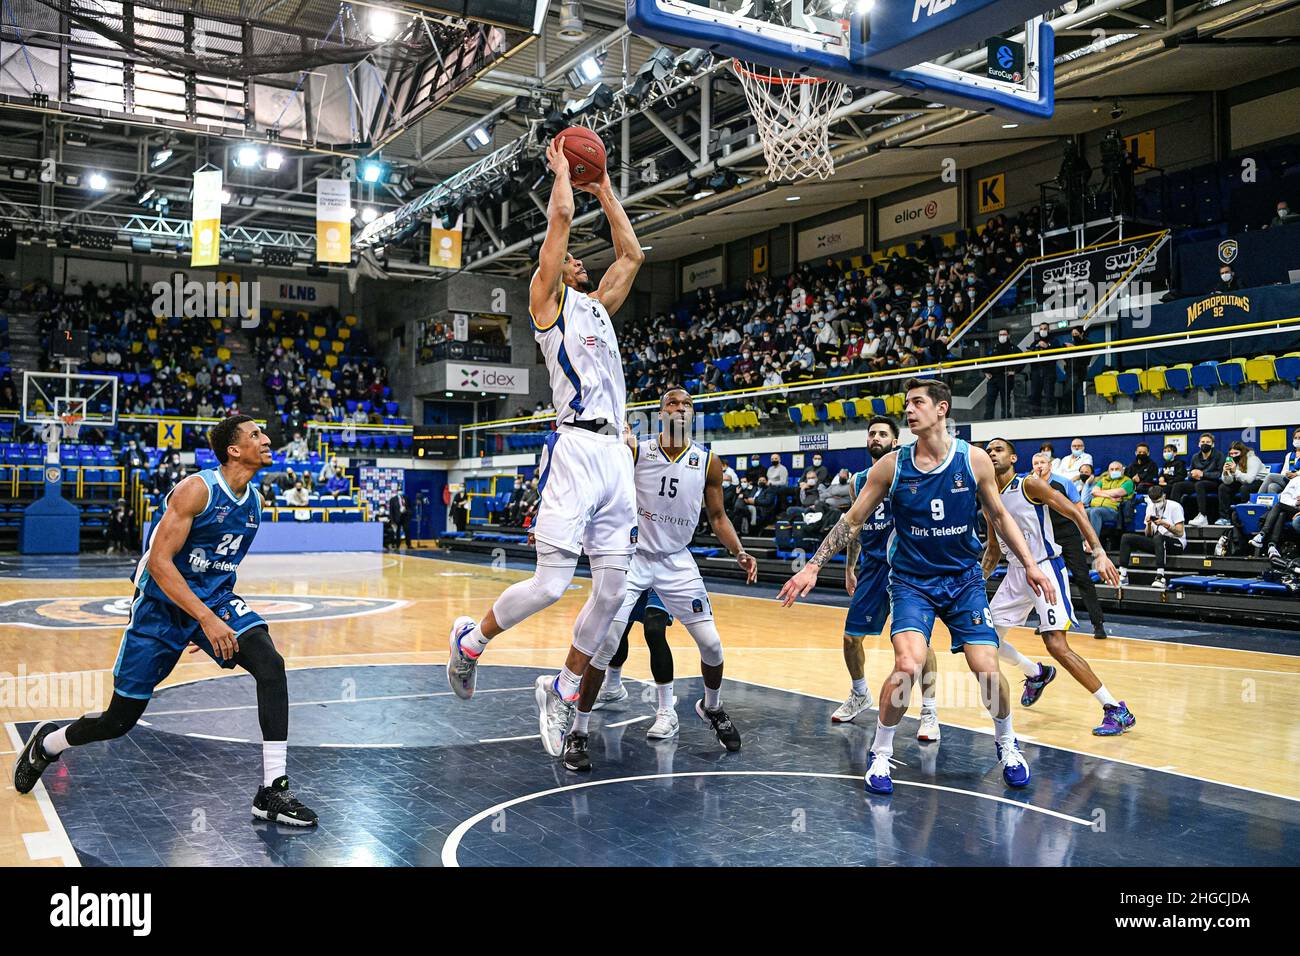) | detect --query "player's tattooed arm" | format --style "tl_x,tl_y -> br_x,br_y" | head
809,514 -> 860,569
844,535 -> 862,595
